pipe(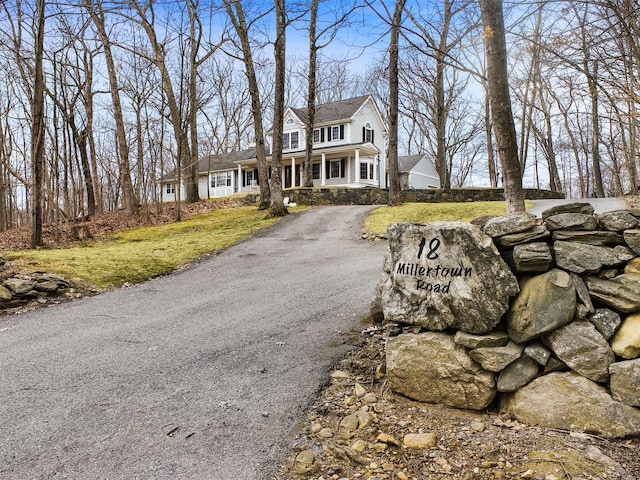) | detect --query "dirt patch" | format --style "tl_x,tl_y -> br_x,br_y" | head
276,327 -> 639,480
